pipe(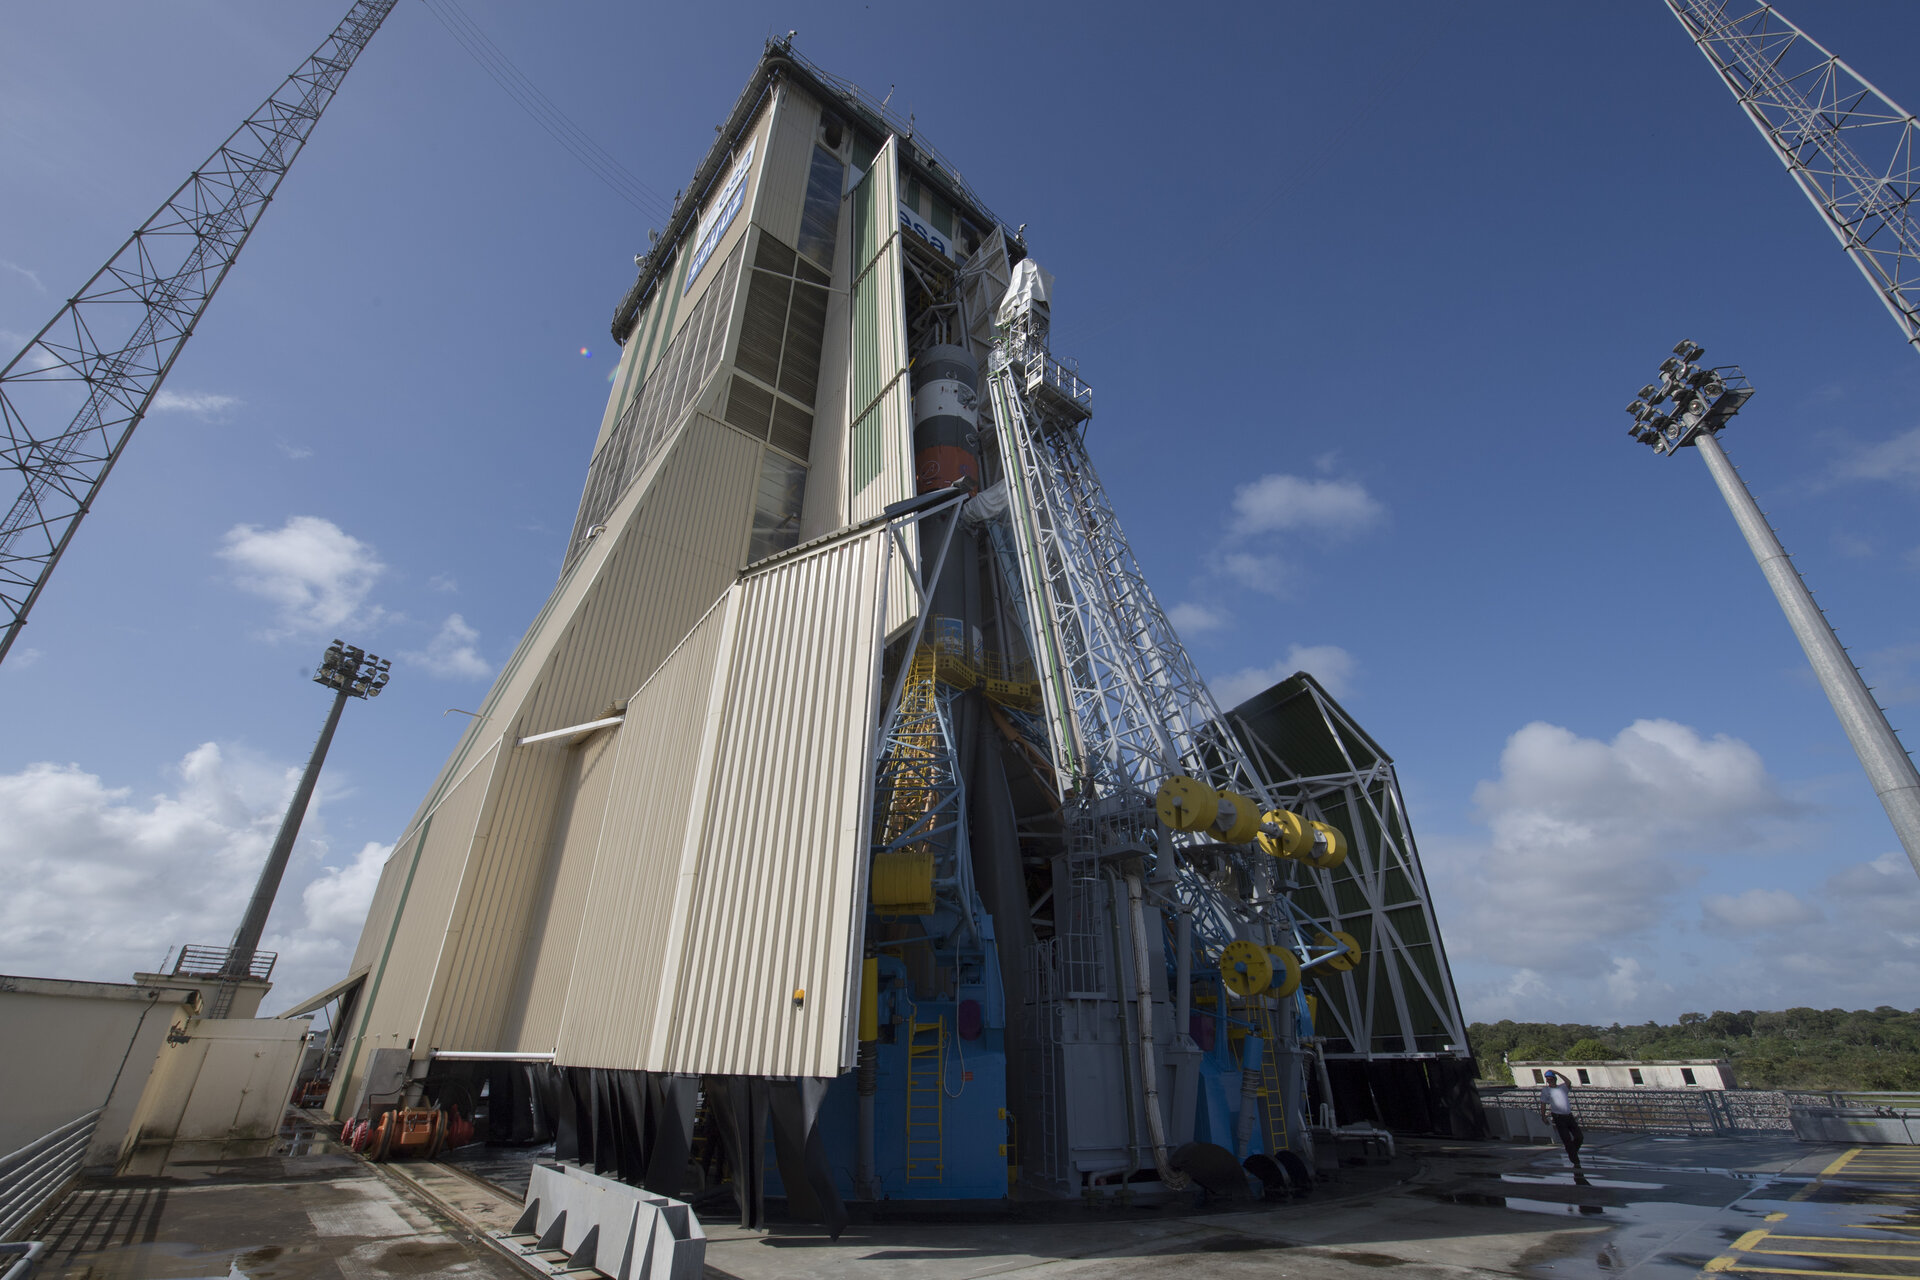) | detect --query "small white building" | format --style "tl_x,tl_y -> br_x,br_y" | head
1512,1058 -> 1737,1090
